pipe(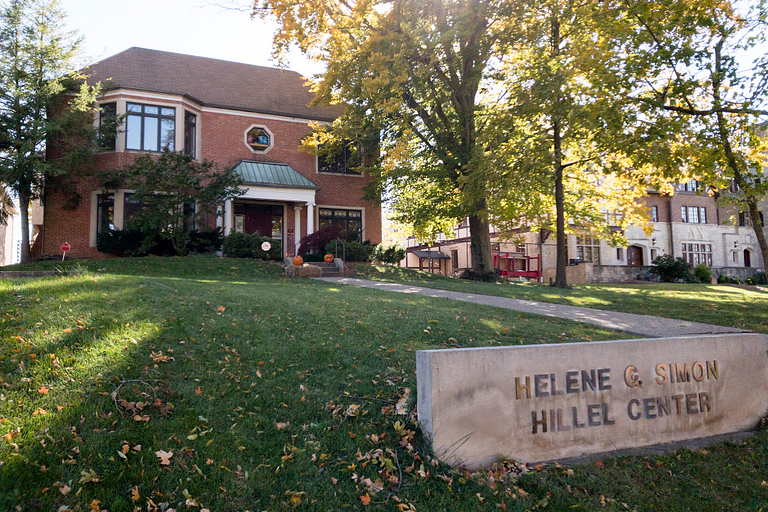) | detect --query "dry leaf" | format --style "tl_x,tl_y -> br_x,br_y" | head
122,444 -> 130,455
195,387 -> 203,395
155,450 -> 174,465
360,494 -> 371,506
60,484 -> 71,496
88,500 -> 101,512
217,305 -> 225,312
38,386 -> 49,395
131,486 -> 140,501
276,422 -> 289,430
